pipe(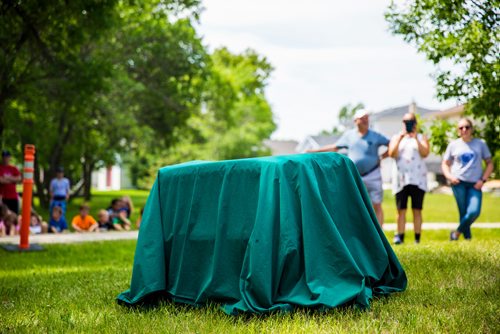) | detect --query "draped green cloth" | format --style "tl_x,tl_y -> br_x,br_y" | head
117,153 -> 407,314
